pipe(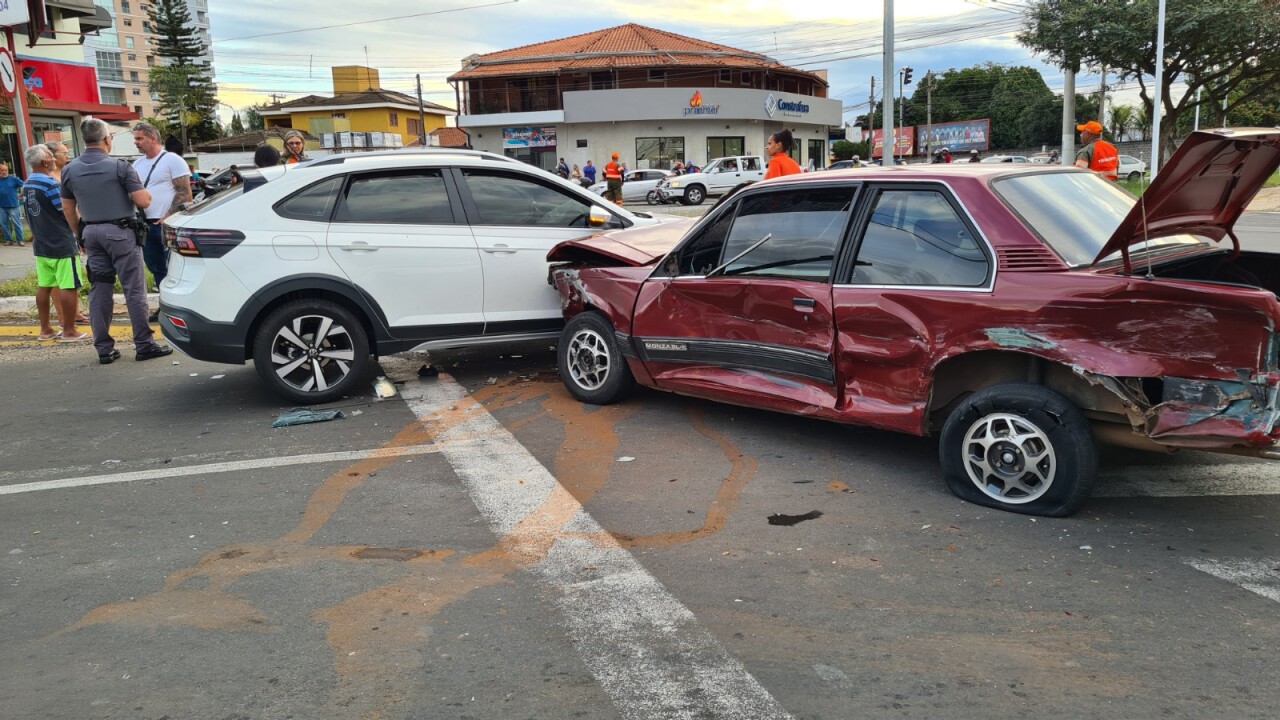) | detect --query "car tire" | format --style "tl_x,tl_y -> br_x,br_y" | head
253,298 -> 372,405
939,382 -> 1096,517
1127,171 -> 1141,181
558,312 -> 634,405
682,184 -> 706,205
646,190 -> 661,205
